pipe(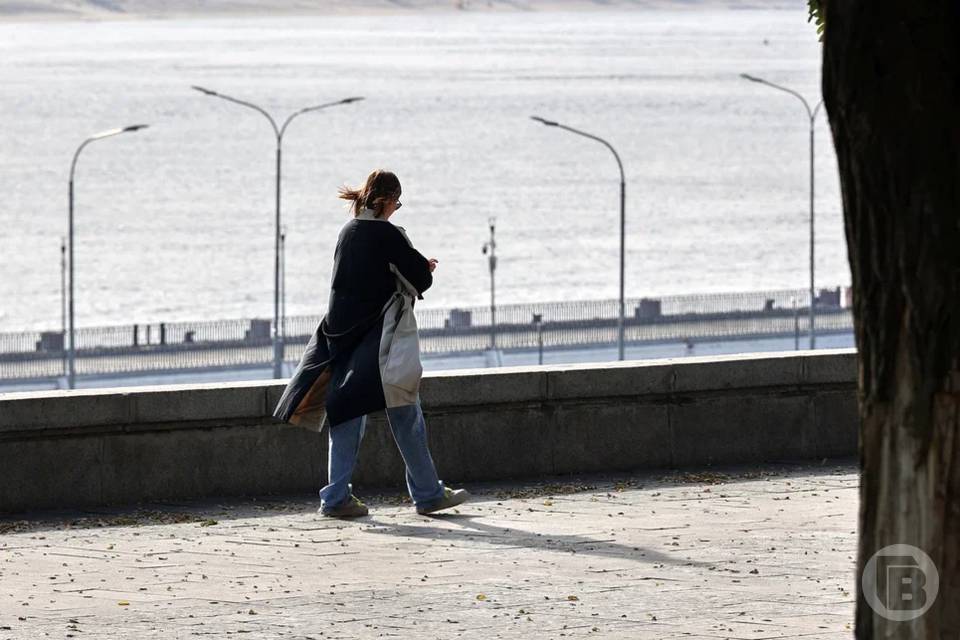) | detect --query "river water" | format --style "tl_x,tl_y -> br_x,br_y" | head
0,8 -> 843,332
